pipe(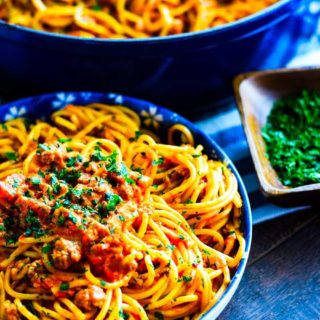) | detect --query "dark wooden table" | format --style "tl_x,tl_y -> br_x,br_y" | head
220,209 -> 320,320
